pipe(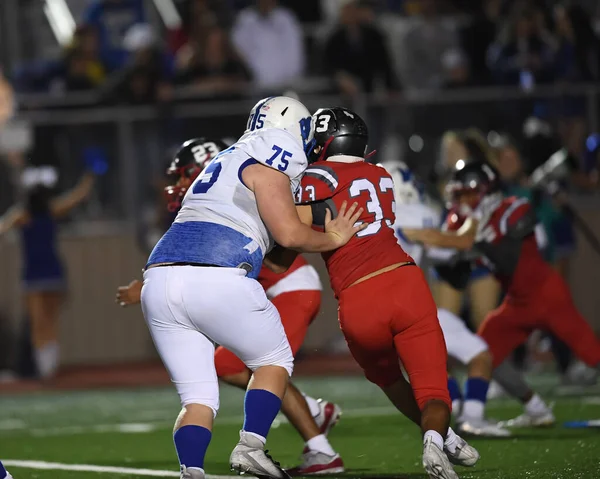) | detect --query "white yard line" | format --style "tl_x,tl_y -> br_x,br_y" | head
0,405 -> 401,438
3,460 -> 239,478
